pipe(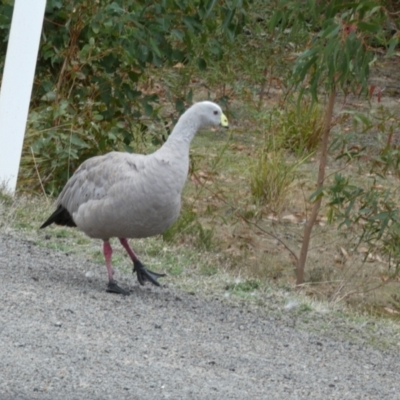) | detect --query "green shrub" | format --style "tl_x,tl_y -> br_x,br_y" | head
163,206 -> 215,251
0,0 -> 249,194
226,279 -> 260,292
250,144 -> 304,213
272,99 -> 325,154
